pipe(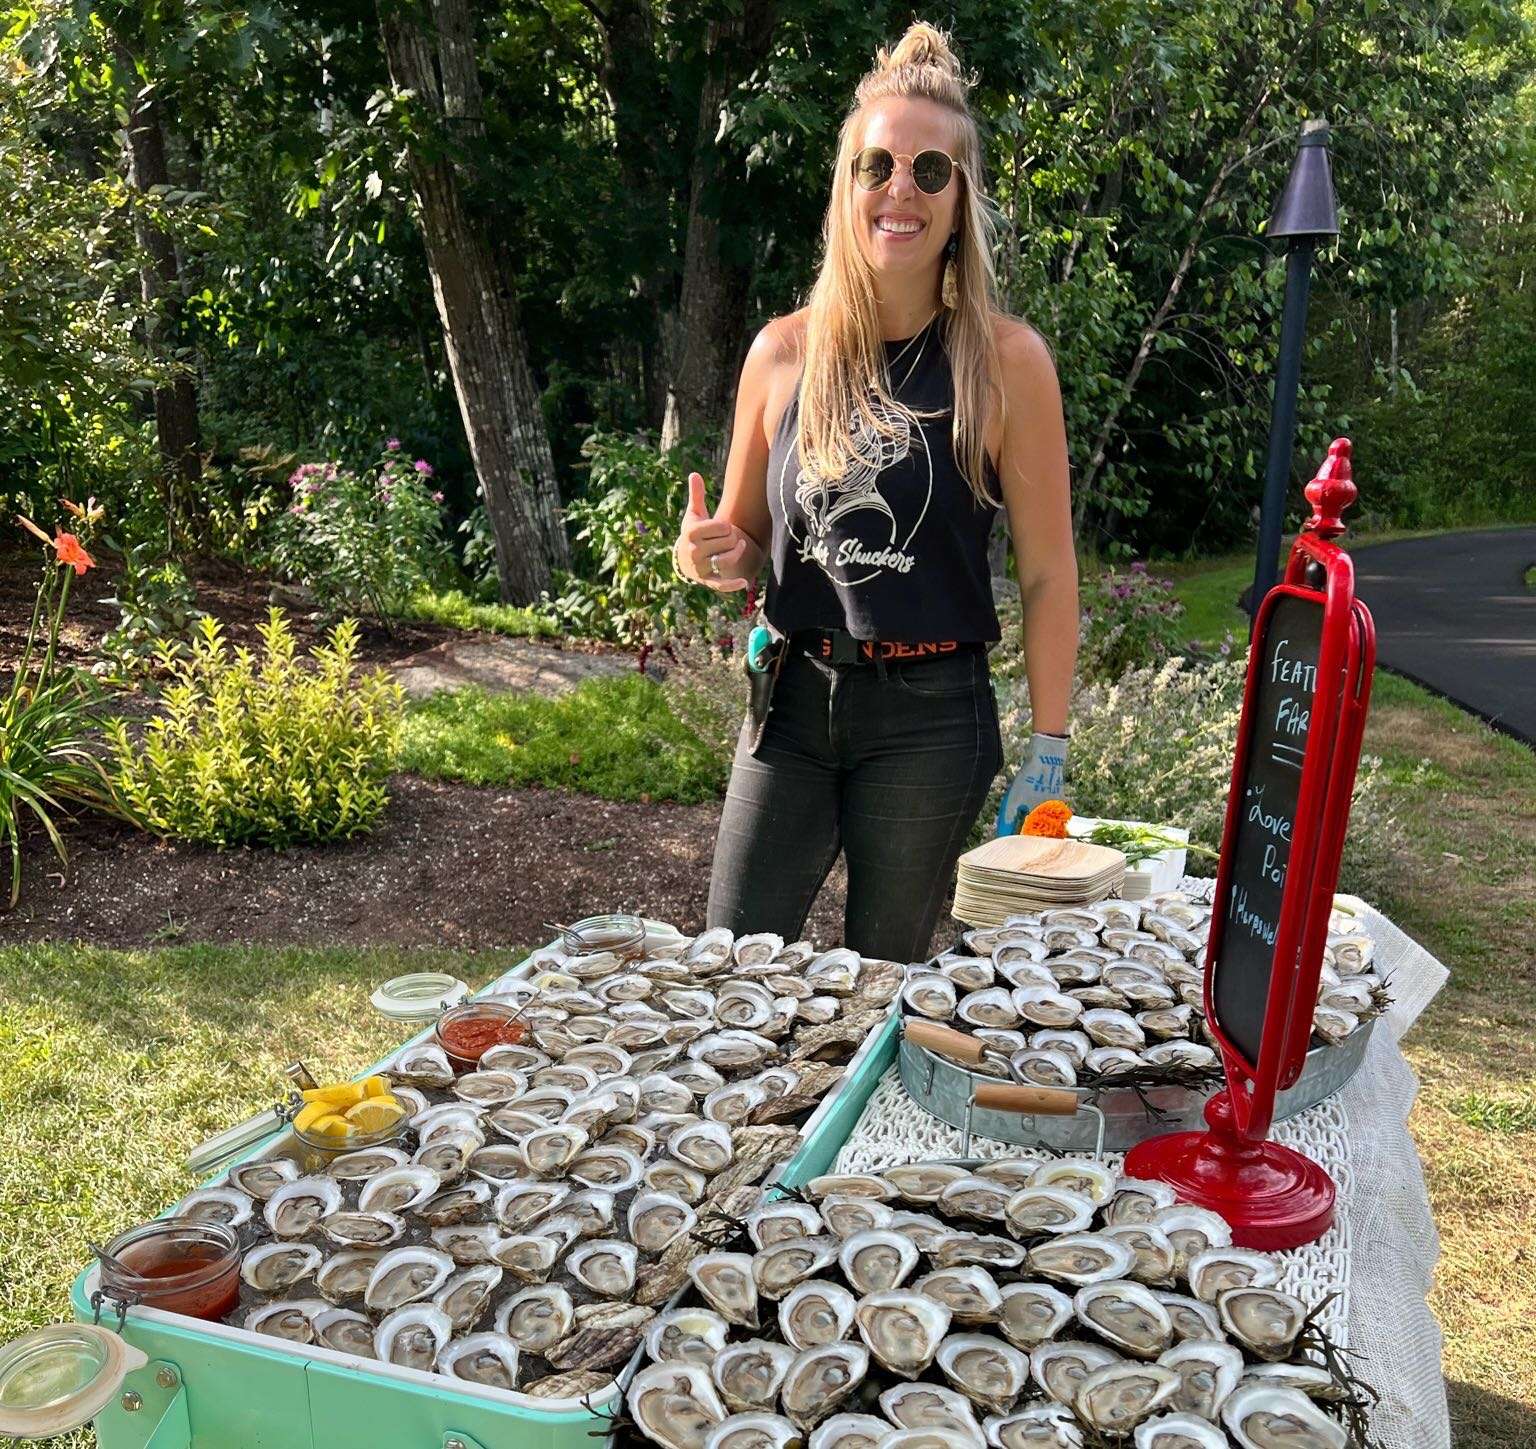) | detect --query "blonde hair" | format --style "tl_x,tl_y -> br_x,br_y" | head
797,21 -> 1003,506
